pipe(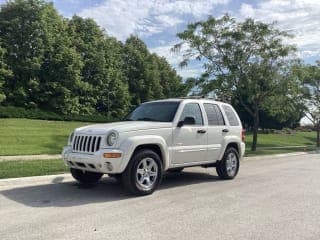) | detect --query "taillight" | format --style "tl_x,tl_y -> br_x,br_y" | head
241,129 -> 245,142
